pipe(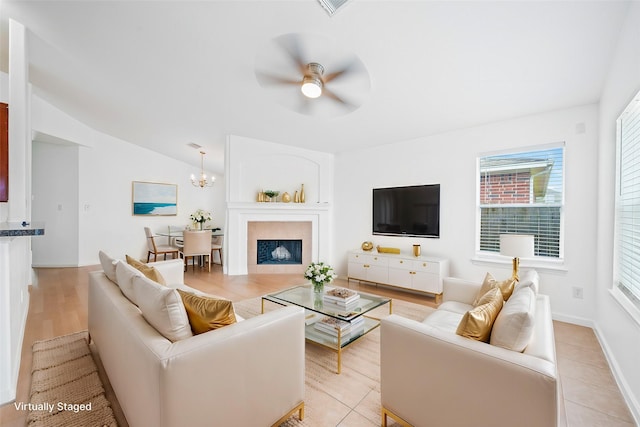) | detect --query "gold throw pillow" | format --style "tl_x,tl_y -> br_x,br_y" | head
457,287 -> 504,342
177,289 -> 237,334
473,273 -> 516,305
125,254 -> 166,285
